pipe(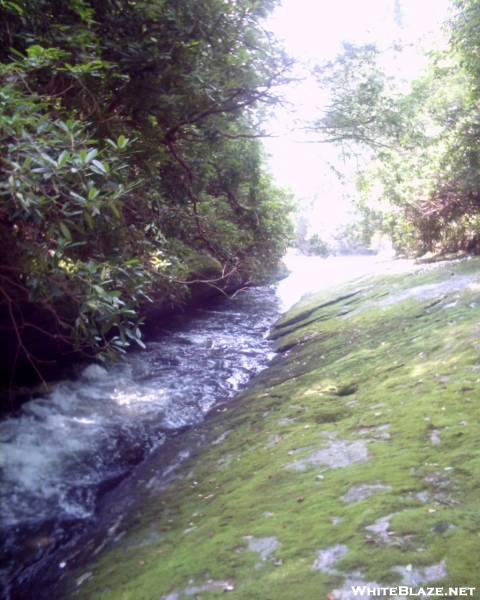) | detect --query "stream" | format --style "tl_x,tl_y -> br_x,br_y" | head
0,254 -> 398,599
